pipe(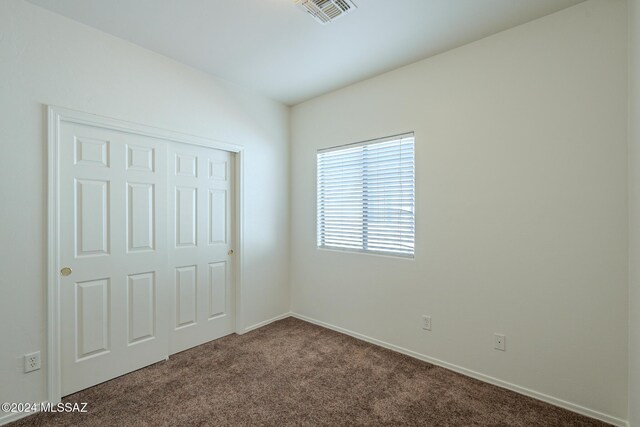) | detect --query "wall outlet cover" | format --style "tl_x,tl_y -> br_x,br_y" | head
422,315 -> 432,331
24,351 -> 41,373
494,334 -> 506,351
